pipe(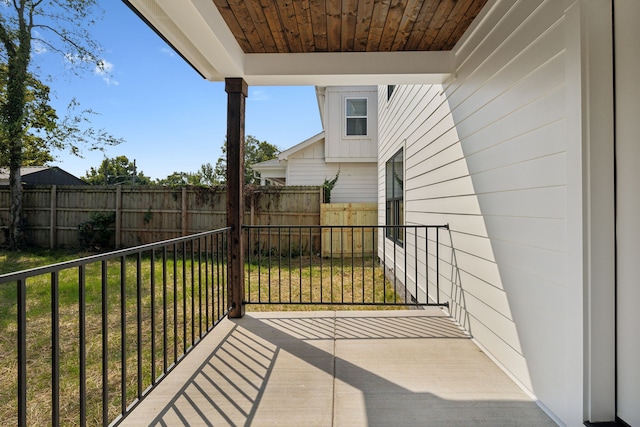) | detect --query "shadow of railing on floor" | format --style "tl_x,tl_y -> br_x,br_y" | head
145,314 -> 555,427
147,324 -> 279,426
